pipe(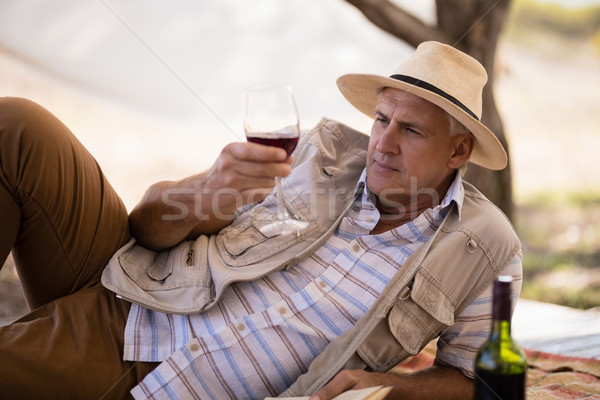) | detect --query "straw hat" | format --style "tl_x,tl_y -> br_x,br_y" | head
336,41 -> 507,170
